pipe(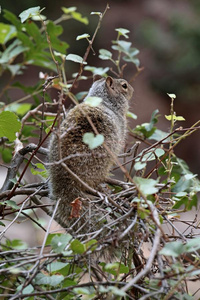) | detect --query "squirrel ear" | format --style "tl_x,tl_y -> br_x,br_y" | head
93,75 -> 102,82
106,76 -> 114,87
